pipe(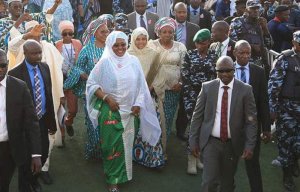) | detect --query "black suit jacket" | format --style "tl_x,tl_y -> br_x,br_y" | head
187,7 -> 212,30
248,63 -> 271,133
6,75 -> 41,166
8,61 -> 57,133
209,38 -> 236,61
185,22 -> 200,51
